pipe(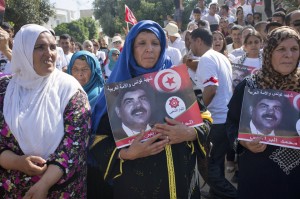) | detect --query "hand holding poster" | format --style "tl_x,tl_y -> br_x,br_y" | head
238,87 -> 300,149
104,65 -> 203,148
